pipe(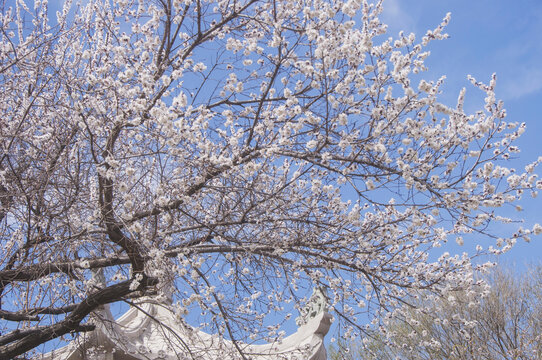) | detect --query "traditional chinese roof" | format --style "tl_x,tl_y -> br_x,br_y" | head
40,289 -> 331,360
